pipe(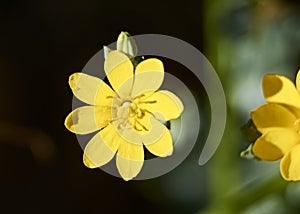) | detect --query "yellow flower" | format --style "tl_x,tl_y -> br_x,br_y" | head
64,50 -> 184,181
251,70 -> 300,181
